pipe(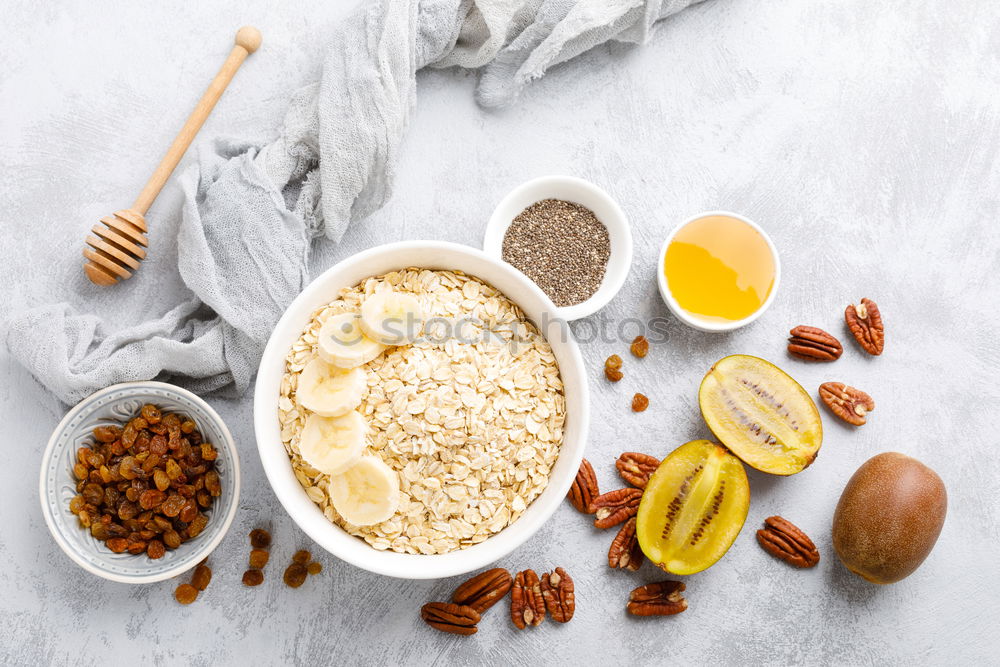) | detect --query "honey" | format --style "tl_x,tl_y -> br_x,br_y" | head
664,214 -> 775,324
